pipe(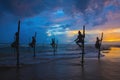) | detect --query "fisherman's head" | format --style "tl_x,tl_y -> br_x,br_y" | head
32,36 -> 34,39
78,31 -> 81,34
96,37 -> 99,40
15,32 -> 18,36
